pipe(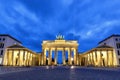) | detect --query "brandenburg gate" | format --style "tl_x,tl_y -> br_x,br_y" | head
3,34 -> 116,67
41,35 -> 79,66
